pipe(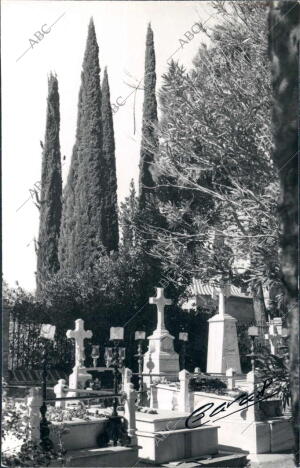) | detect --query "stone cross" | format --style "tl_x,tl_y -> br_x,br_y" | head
66,319 -> 93,367
212,283 -> 231,317
149,287 -> 172,332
